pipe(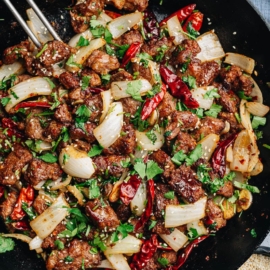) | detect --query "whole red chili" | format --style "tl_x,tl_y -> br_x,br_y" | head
104,10 -> 121,19
160,4 -> 196,25
12,220 -> 30,231
160,65 -> 199,109
85,87 -> 105,94
0,185 -> 4,199
1,118 -> 24,138
141,83 -> 166,120
10,186 -> 35,221
182,11 -> 204,32
130,234 -> 159,269
211,133 -> 238,178
120,175 -> 141,205
135,179 -> 155,232
14,101 -> 51,111
166,235 -> 209,270
121,42 -> 142,68
143,9 -> 160,39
